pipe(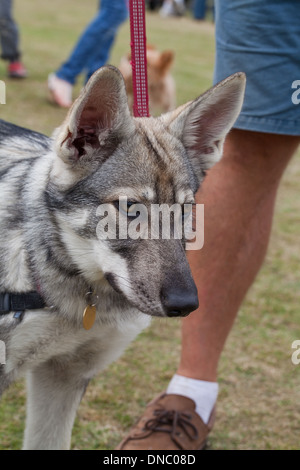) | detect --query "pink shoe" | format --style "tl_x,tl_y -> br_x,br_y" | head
48,73 -> 73,108
8,61 -> 27,78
